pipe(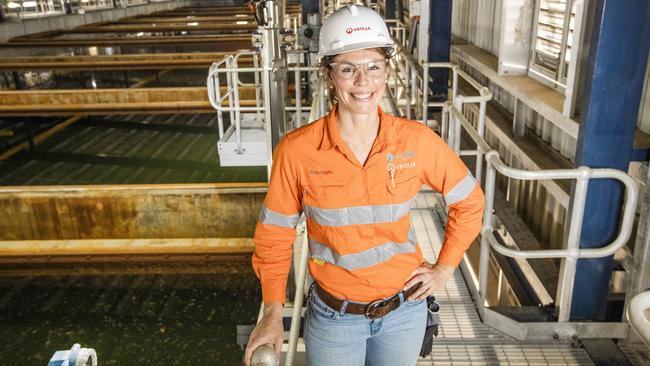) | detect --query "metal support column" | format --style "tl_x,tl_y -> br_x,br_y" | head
301,0 -> 318,24
570,0 -> 650,320
385,0 -> 396,19
256,0 -> 289,172
427,0 -> 451,104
